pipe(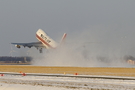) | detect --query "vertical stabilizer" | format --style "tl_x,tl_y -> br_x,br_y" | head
60,33 -> 67,44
